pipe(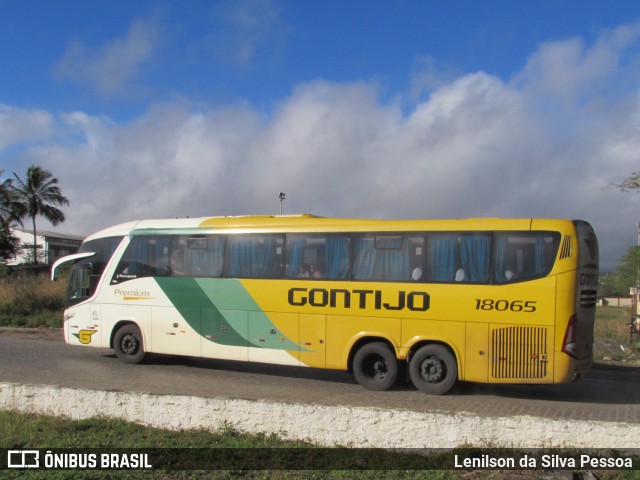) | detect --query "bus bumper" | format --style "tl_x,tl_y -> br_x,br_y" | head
554,351 -> 593,383
62,309 -> 71,344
